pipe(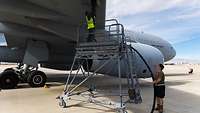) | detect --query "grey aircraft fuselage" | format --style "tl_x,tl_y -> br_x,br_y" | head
0,0 -> 176,78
